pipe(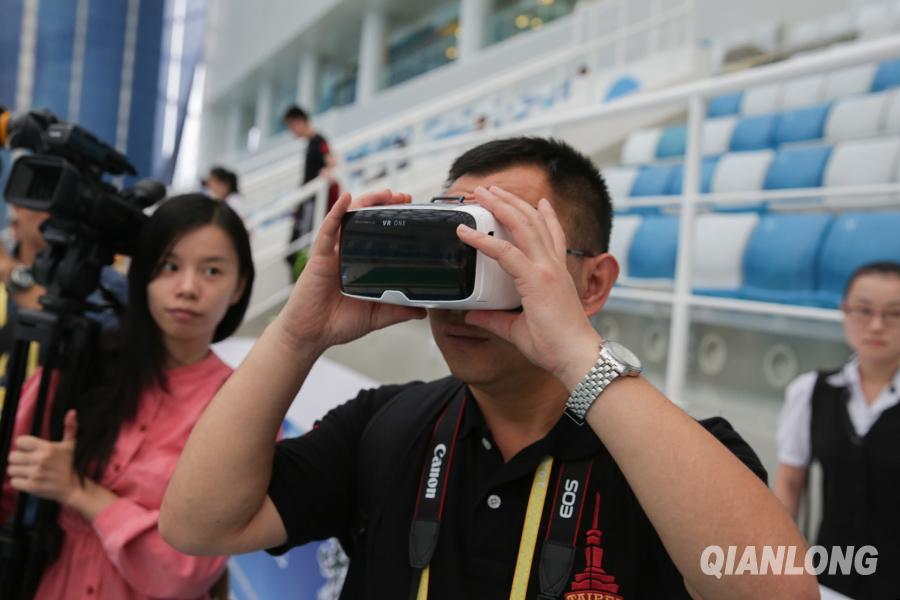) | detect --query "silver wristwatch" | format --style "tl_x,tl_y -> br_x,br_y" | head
9,264 -> 36,292
564,341 -> 642,425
